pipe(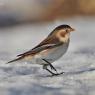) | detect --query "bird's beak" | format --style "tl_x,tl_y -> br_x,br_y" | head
70,28 -> 75,32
